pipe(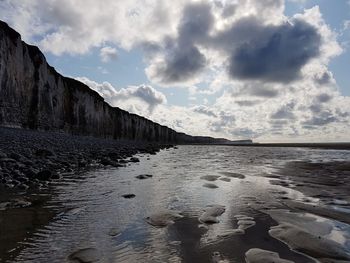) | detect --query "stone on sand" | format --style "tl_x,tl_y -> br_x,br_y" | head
245,248 -> 294,263
145,210 -> 183,227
